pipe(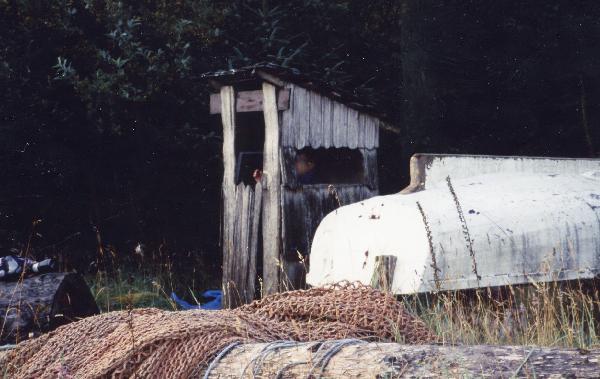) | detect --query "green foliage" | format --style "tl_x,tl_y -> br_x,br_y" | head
51,2 -> 202,136
88,270 -> 177,312
0,0 -> 599,280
